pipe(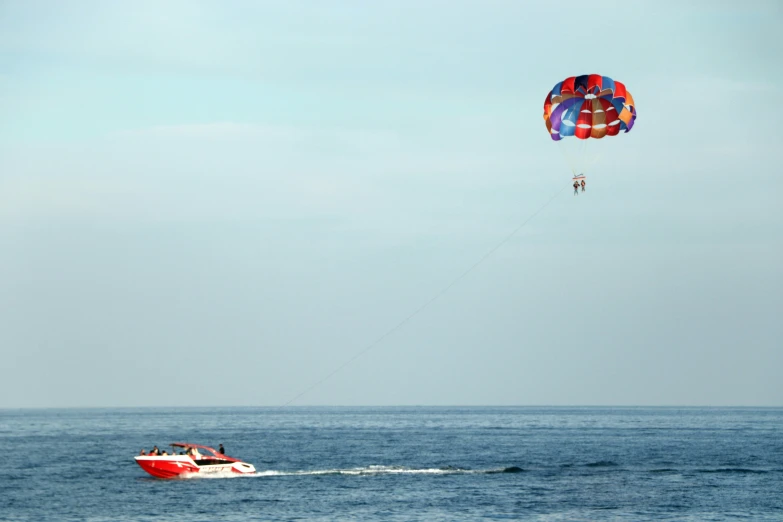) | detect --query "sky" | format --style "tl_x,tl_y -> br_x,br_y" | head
1,0 -> 781,408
